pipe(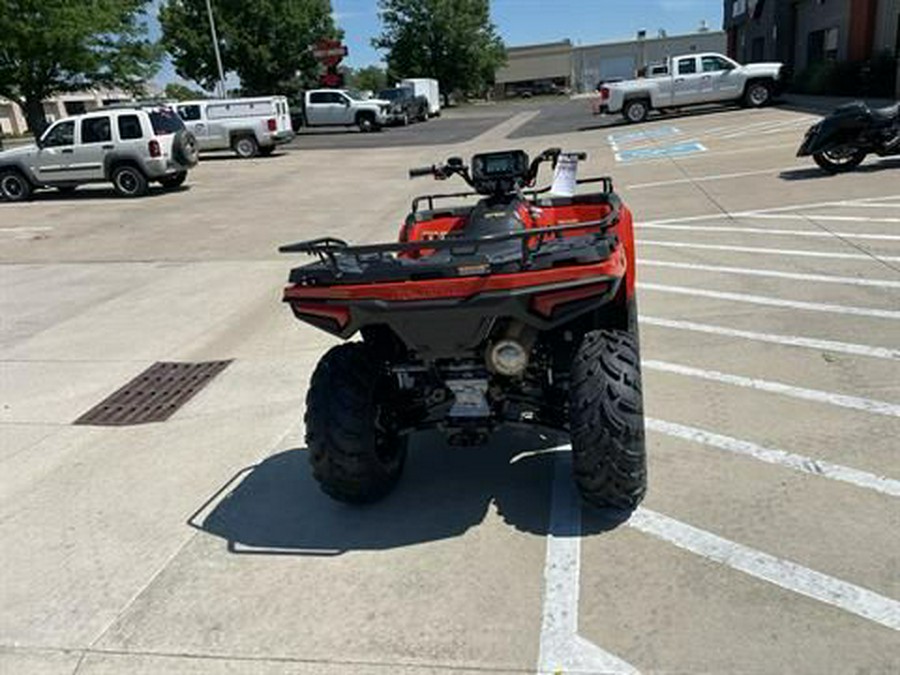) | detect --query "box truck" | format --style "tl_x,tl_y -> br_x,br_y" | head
400,78 -> 441,117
